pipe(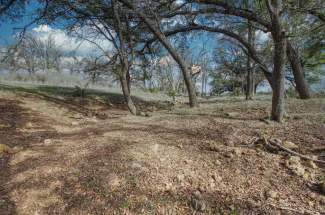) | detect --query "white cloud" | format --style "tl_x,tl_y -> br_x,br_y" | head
255,30 -> 270,44
30,25 -> 113,56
